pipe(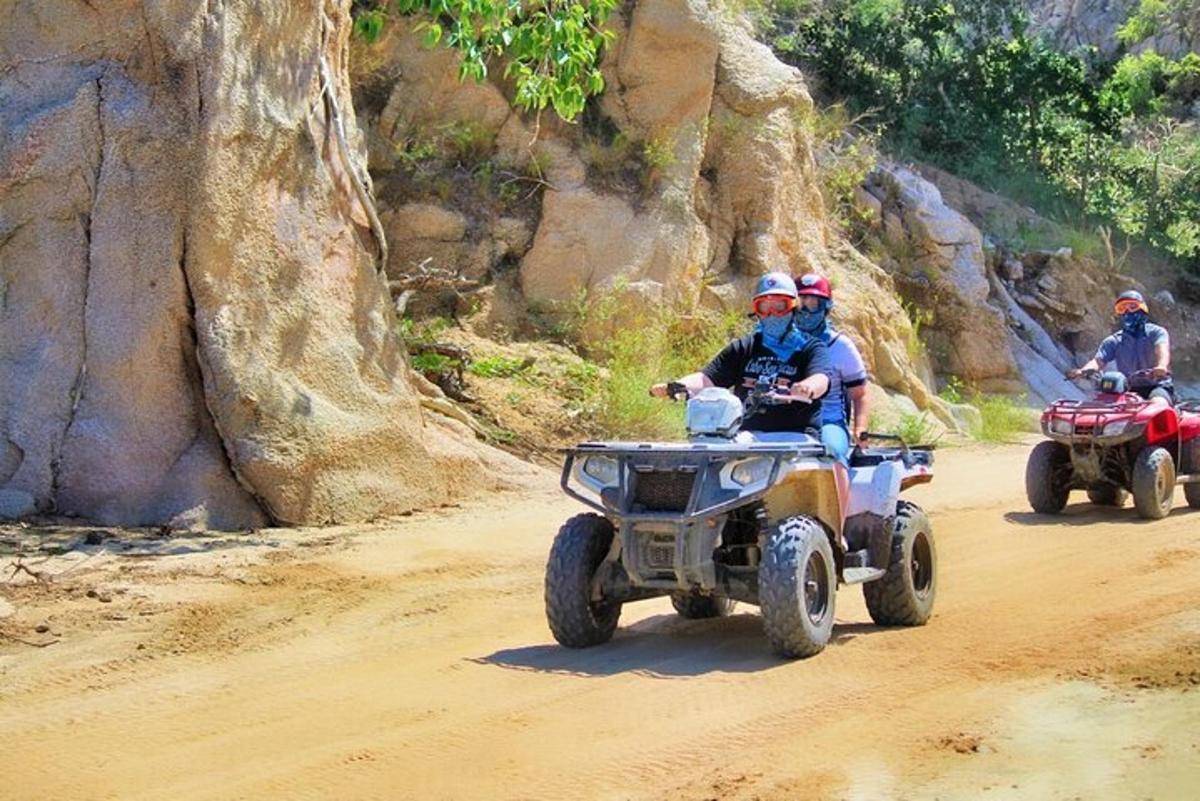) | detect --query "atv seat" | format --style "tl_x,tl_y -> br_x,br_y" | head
849,448 -> 933,469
